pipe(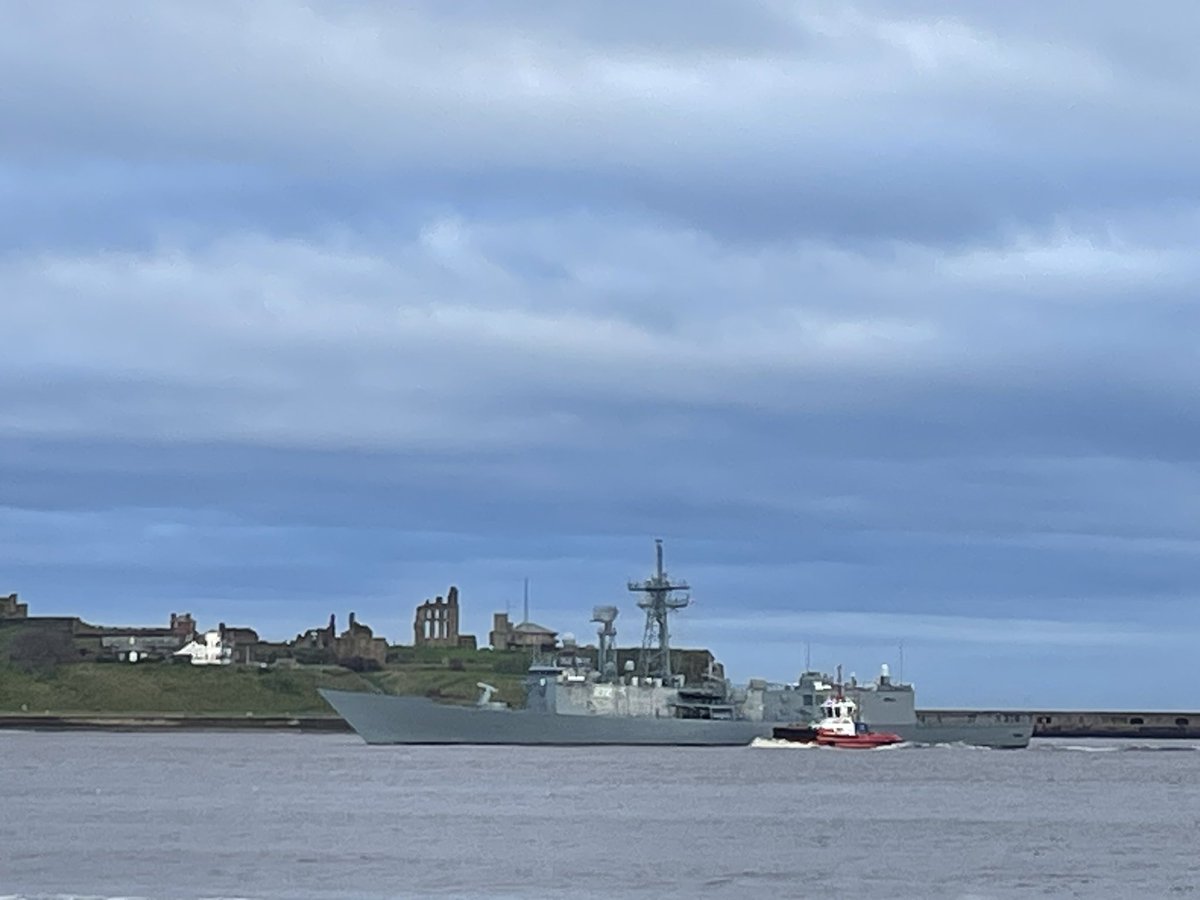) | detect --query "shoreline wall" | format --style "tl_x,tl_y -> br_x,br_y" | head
921,709 -> 1200,739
